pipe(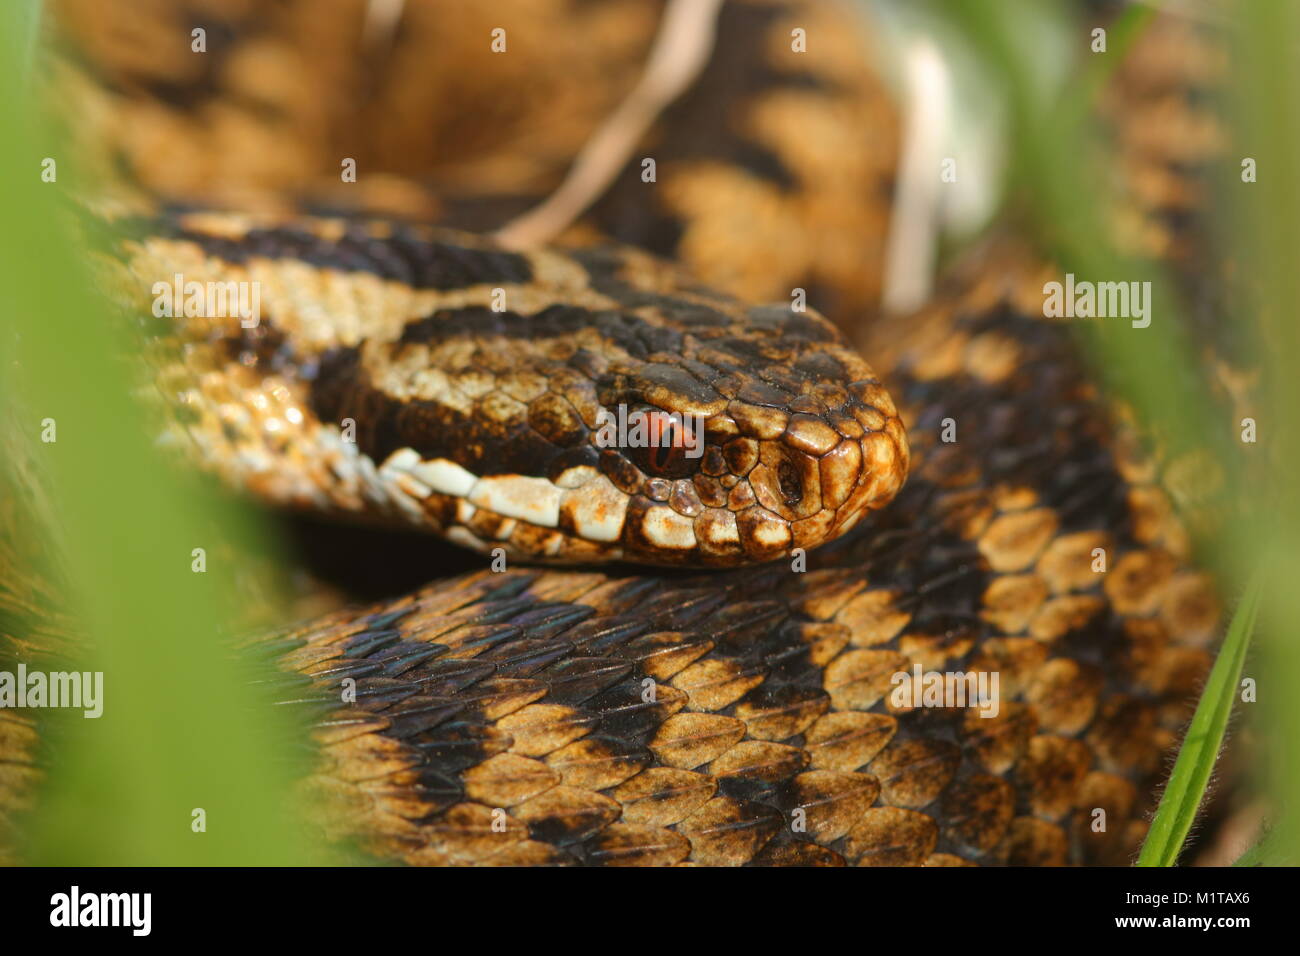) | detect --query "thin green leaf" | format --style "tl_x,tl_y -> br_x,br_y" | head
0,0 -> 327,865
1138,576 -> 1263,866
1077,1 -> 1154,100
1233,832 -> 1274,868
